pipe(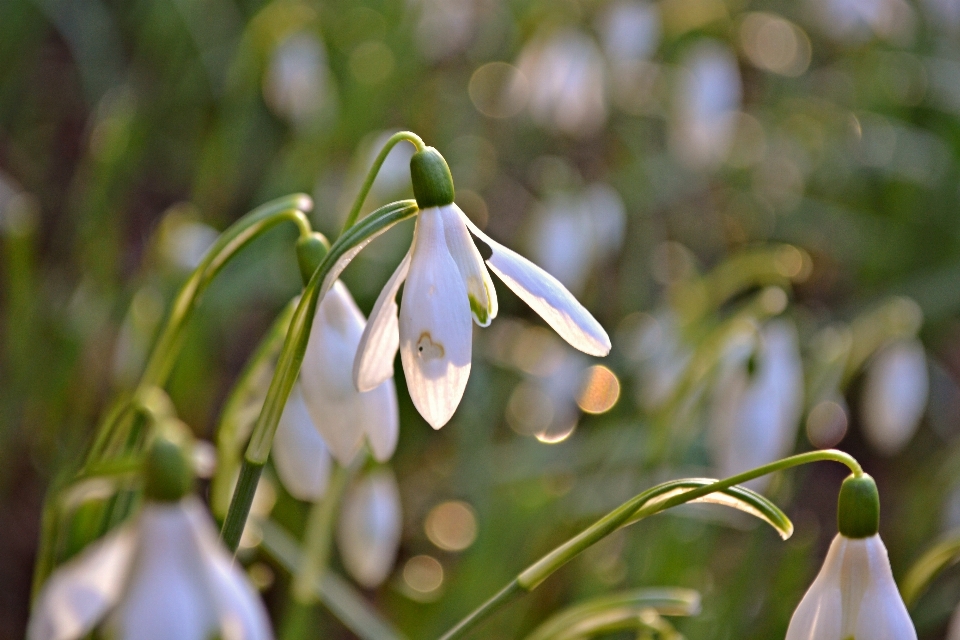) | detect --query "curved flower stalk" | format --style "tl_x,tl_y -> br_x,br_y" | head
786,474 -> 916,640
336,468 -> 403,589
860,338 -> 928,456
300,280 -> 399,464
709,320 -> 803,490
353,148 -> 611,428
29,440 -> 272,640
